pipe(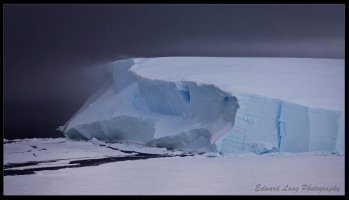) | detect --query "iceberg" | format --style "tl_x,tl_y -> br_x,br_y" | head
61,57 -> 344,154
